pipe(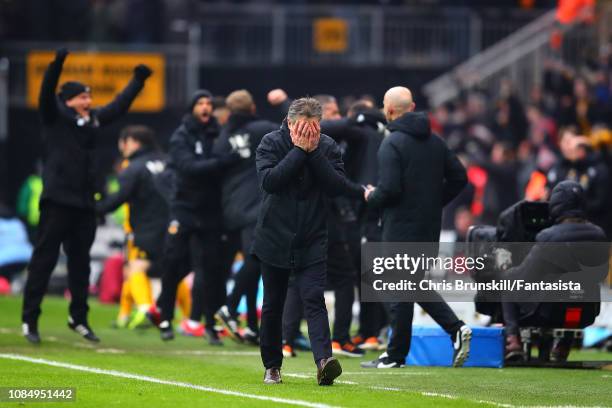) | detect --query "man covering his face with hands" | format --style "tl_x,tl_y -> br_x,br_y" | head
252,97 -> 365,386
